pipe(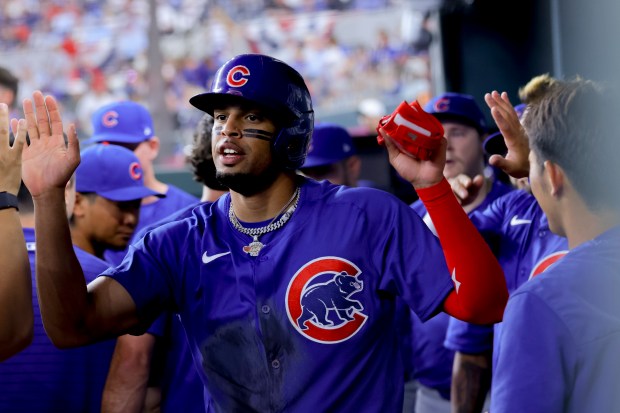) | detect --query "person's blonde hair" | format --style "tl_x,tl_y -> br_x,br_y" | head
518,73 -> 558,104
